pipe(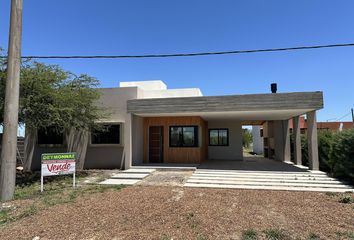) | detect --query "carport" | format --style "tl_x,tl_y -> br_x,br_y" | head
123,91 -> 324,171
